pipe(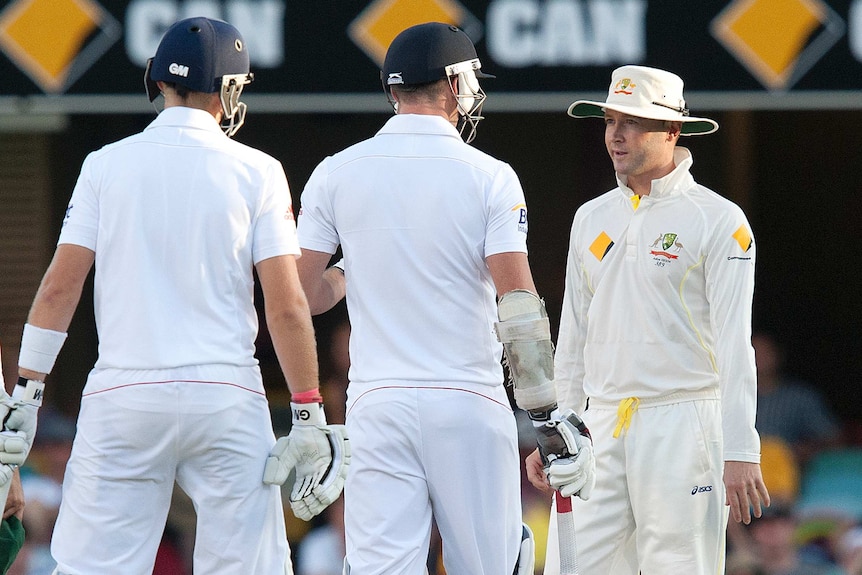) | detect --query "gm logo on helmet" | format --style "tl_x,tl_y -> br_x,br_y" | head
169,63 -> 189,77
